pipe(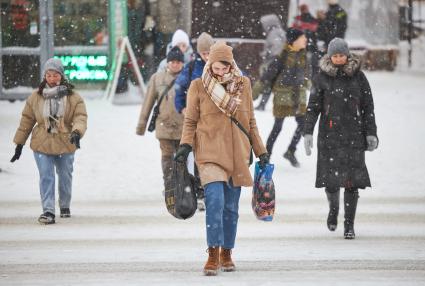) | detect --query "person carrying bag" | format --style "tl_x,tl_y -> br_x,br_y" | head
174,41 -> 269,276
